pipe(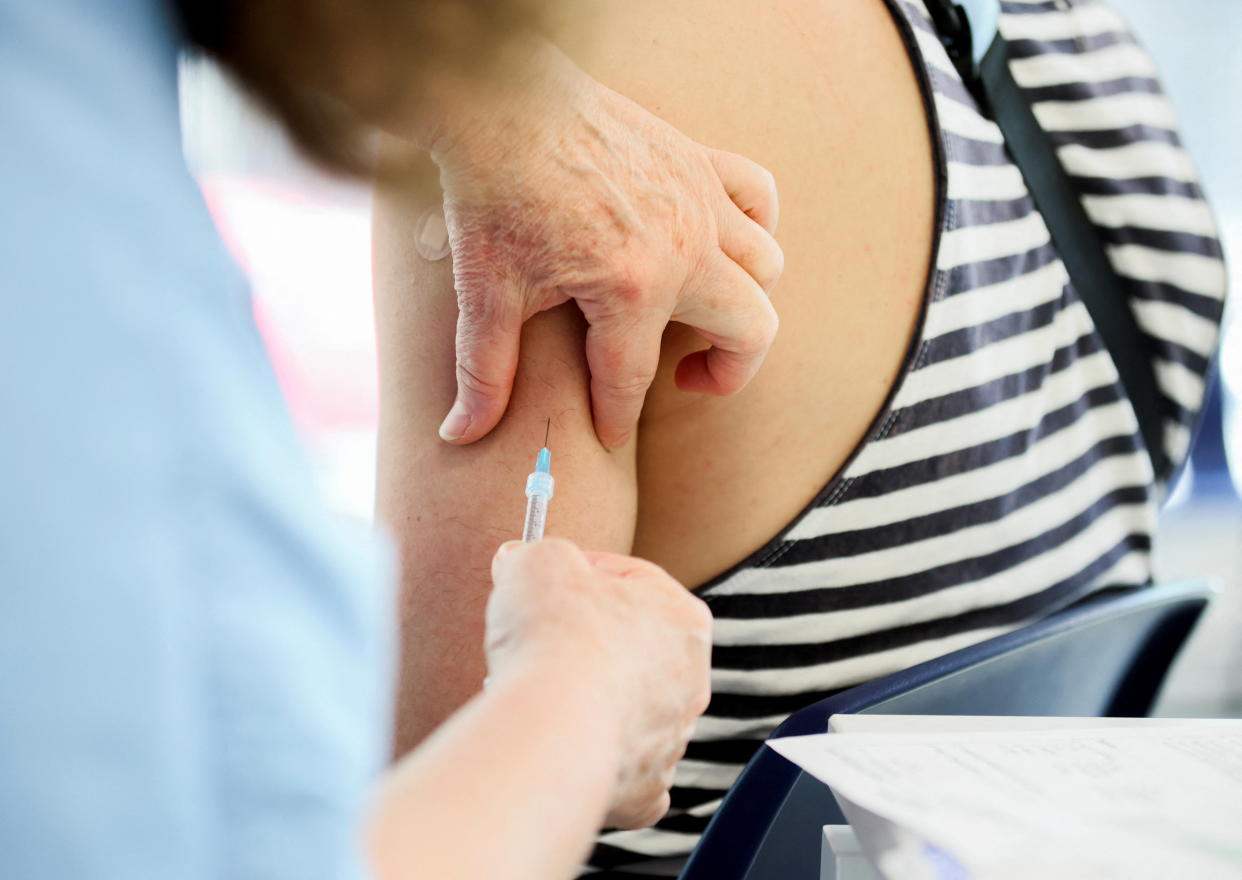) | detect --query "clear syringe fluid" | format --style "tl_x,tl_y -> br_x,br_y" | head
522,426 -> 554,542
